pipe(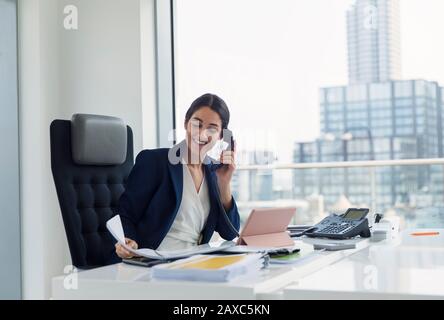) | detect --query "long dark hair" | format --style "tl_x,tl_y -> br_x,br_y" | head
184,93 -> 230,131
